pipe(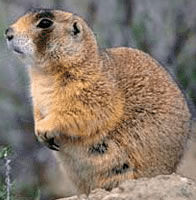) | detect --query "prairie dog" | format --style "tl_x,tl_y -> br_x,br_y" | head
5,8 -> 191,195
